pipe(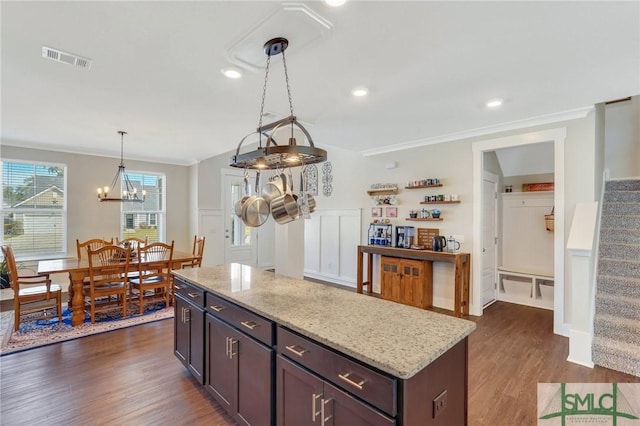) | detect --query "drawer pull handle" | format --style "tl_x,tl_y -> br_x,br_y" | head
187,292 -> 199,299
285,344 -> 308,357
210,305 -> 224,312
321,398 -> 333,426
174,284 -> 182,290
338,372 -> 365,390
240,320 -> 258,330
311,393 -> 321,421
